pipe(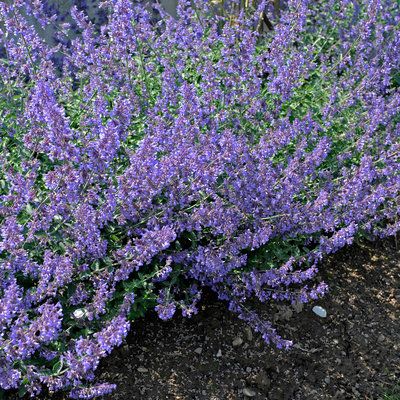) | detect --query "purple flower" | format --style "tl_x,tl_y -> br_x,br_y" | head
69,383 -> 117,399
155,302 -> 176,321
